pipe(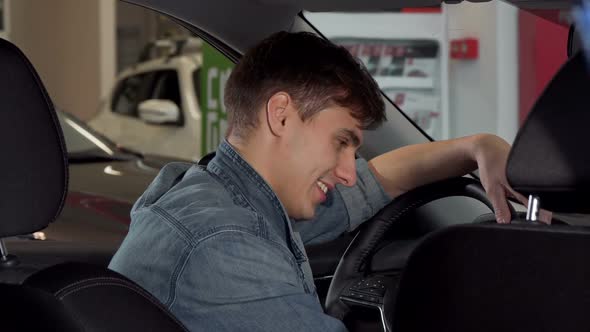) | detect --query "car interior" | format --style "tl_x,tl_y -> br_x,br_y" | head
1,0 -> 590,331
